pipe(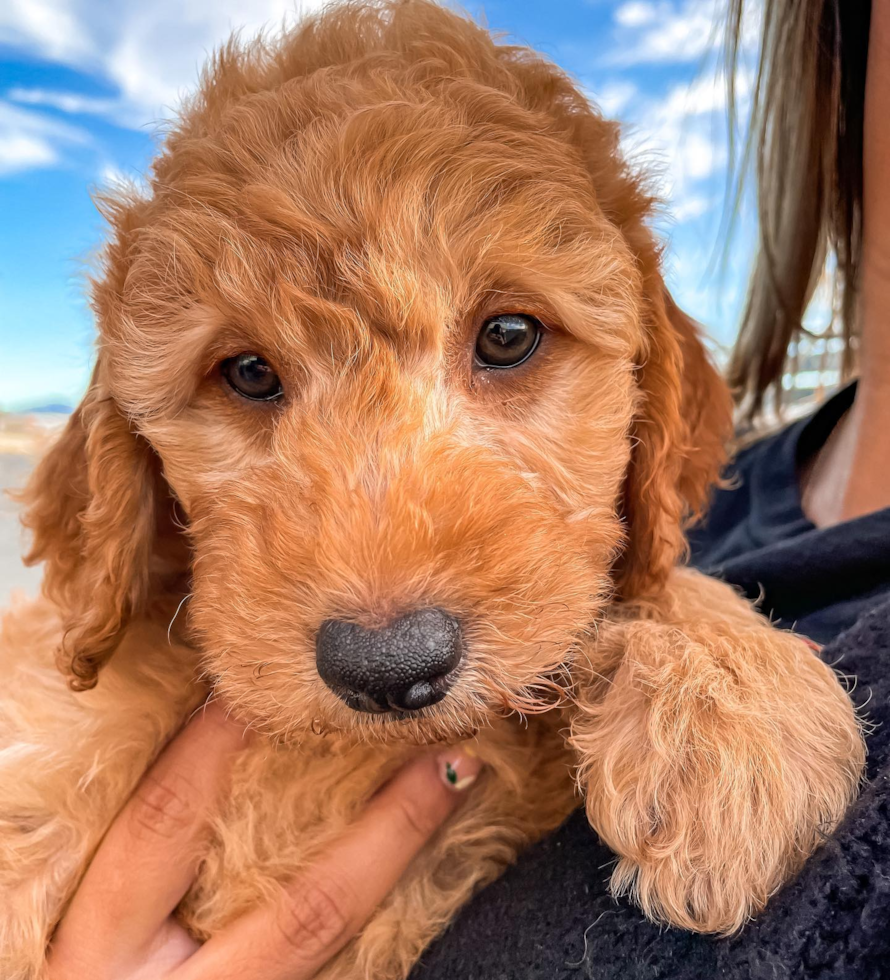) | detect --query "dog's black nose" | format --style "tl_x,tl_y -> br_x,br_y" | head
316,608 -> 463,713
